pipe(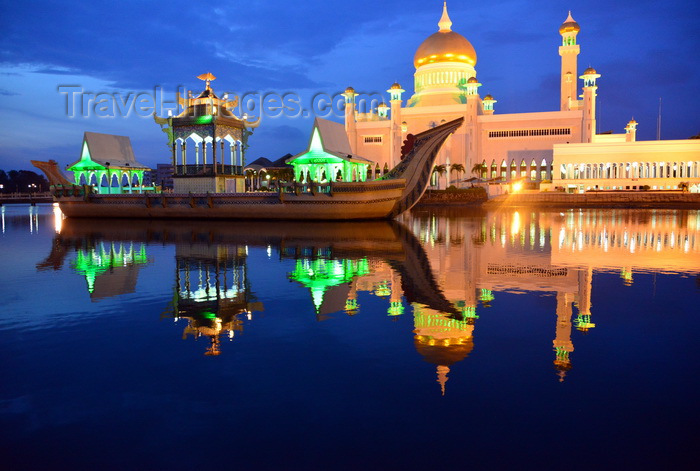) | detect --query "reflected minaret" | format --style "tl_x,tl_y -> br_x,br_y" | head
345,278 -> 359,315
388,272 -> 404,317
621,266 -> 633,286
575,267 -> 596,332
553,292 -> 574,382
